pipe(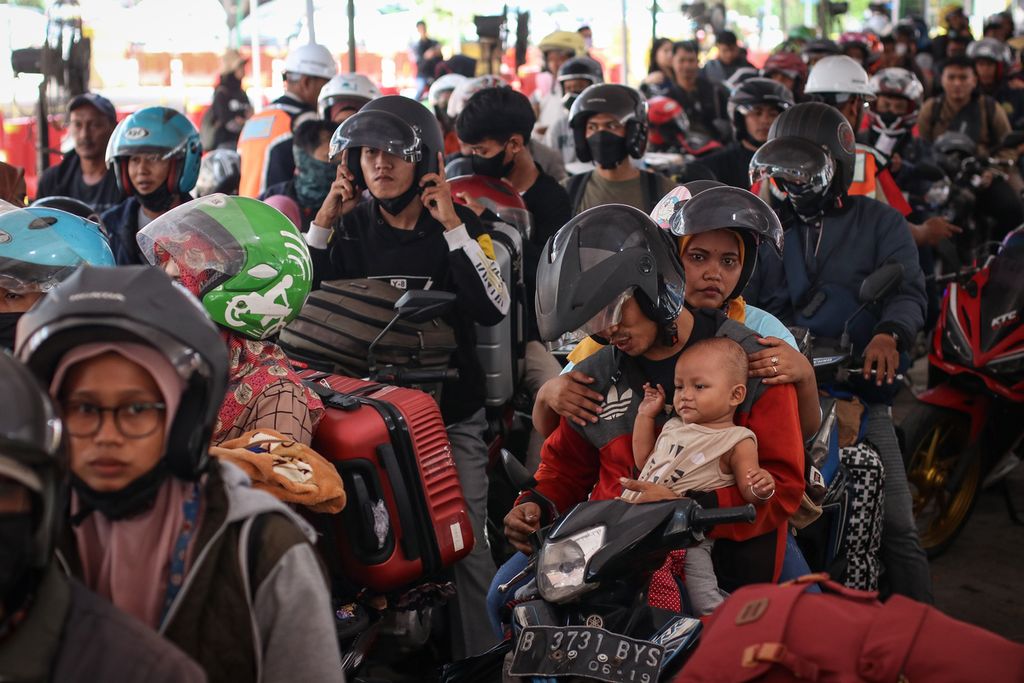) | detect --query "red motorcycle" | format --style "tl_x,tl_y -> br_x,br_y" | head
900,229 -> 1024,556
